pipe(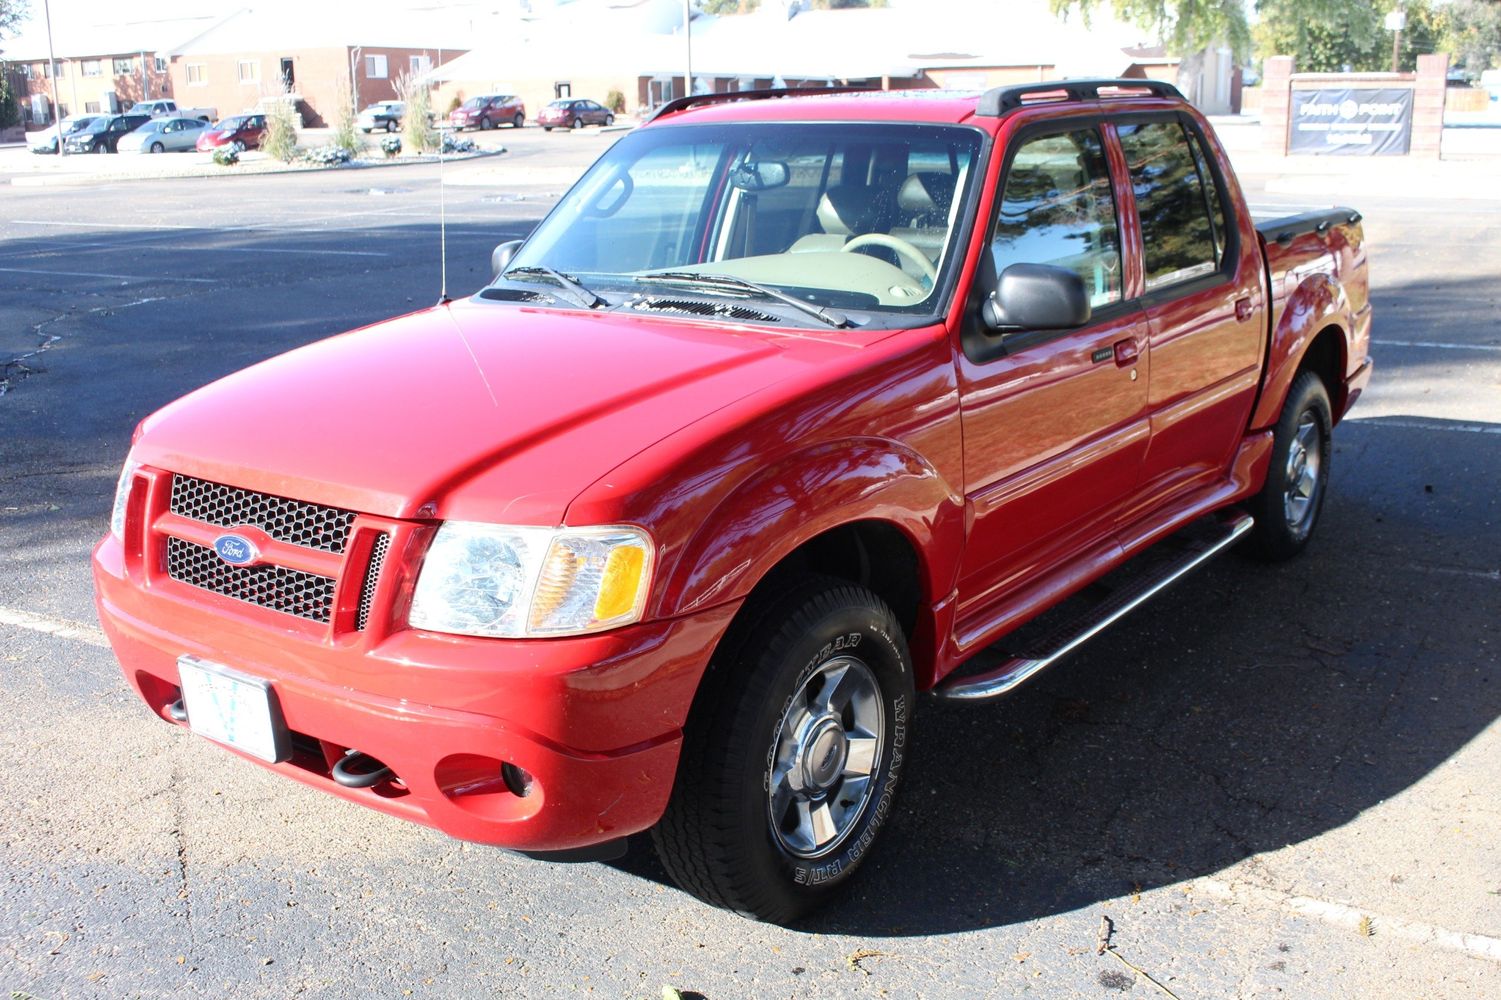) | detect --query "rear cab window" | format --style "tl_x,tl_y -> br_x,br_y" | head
1116,120 -> 1231,290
